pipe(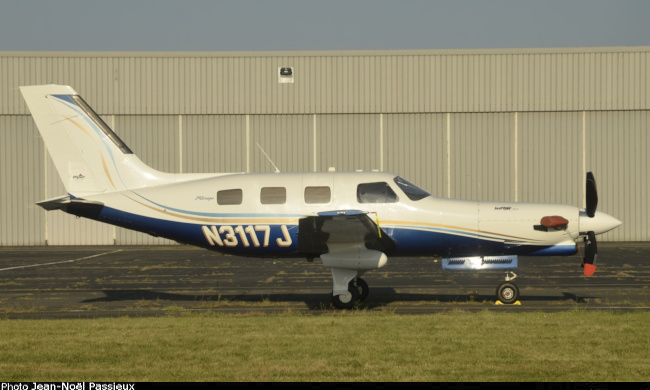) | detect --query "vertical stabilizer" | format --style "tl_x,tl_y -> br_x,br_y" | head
21,85 -> 177,196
